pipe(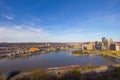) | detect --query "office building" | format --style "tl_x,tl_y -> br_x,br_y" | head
93,41 -> 97,50
87,43 -> 93,51
110,44 -> 116,50
96,42 -> 102,50
108,38 -> 113,49
109,38 -> 113,45
116,44 -> 120,51
82,45 -> 87,51
102,37 -> 108,50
